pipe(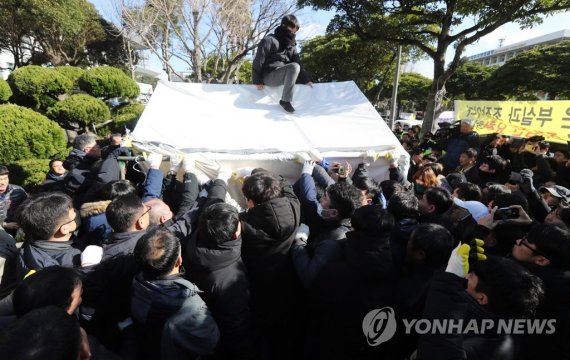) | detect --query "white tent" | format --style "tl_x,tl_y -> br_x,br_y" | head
133,80 -> 409,204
